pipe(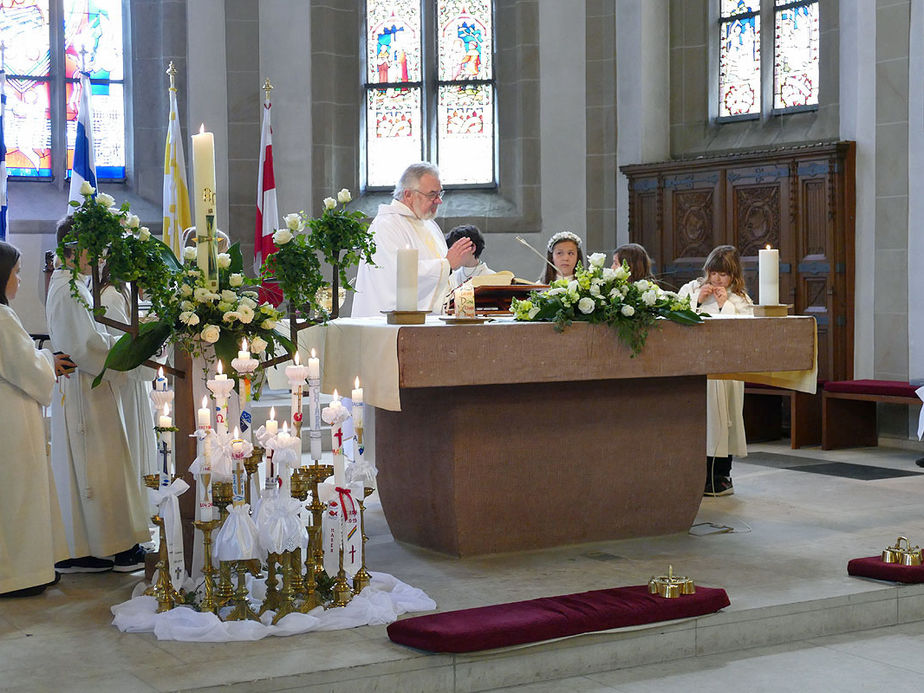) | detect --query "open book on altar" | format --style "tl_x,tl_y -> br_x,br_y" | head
468,271 -> 537,288
448,275 -> 548,314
